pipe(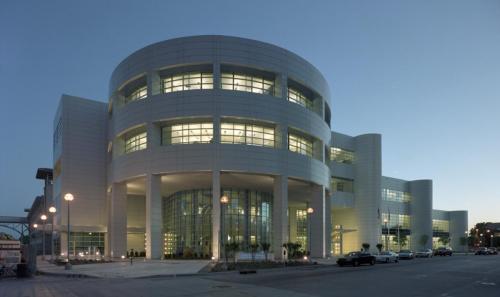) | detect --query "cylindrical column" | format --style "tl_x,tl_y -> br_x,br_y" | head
146,174 -> 162,259
409,180 -> 433,250
353,134 -> 382,252
212,171 -> 221,260
273,175 -> 288,260
109,182 -> 127,259
310,185 -> 331,258
448,211 -> 468,252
